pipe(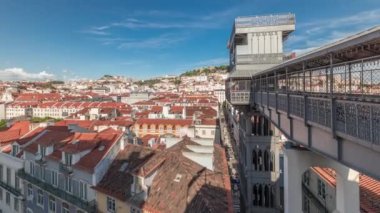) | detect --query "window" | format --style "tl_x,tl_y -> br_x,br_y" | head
62,202 -> 70,213
107,196 -> 116,212
29,162 -> 34,176
235,33 -> 248,45
15,176 -> 20,191
27,184 -> 33,196
12,145 -> 19,156
37,189 -> 44,207
65,176 -> 72,193
14,197 -> 19,211
65,153 -> 72,166
211,130 -> 215,135
6,167 -> 10,185
0,164 -> 3,181
303,171 -> 310,186
202,130 -> 206,135
49,196 -> 56,212
6,192 -> 10,205
0,188 -> 2,200
317,179 -> 326,200
131,206 -> 141,213
51,171 -> 58,186
79,181 -> 87,200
